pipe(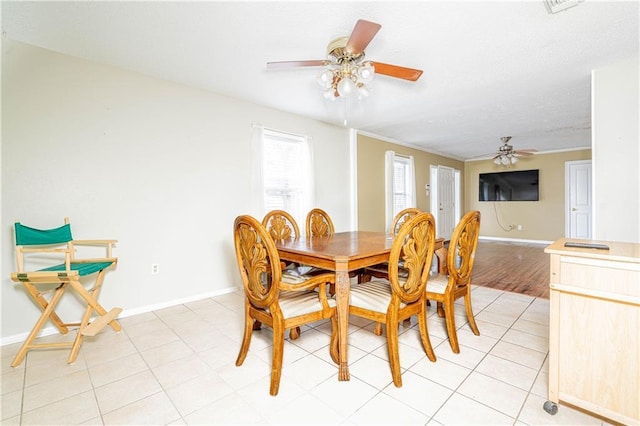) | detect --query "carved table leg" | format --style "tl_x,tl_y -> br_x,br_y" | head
335,258 -> 350,381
